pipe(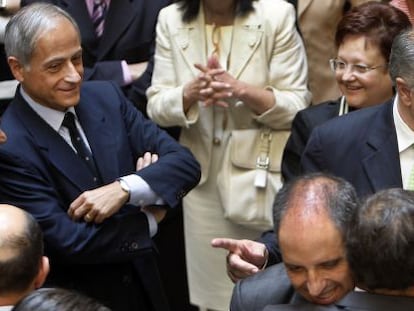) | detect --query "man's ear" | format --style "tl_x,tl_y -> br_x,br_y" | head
396,77 -> 412,106
33,256 -> 50,289
7,56 -> 25,82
